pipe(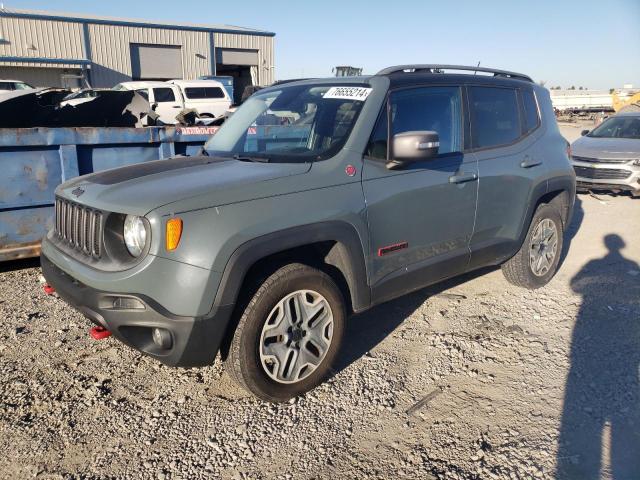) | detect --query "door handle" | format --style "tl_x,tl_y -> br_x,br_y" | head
449,172 -> 478,184
520,157 -> 542,168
